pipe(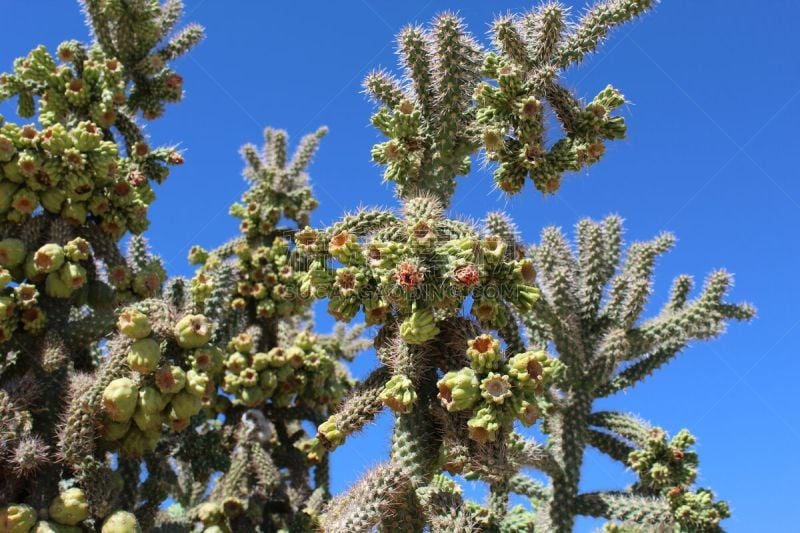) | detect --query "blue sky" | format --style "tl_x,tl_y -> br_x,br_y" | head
2,1 -> 798,530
